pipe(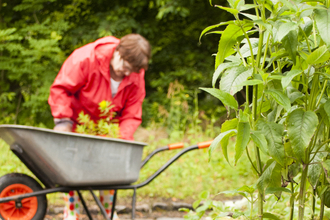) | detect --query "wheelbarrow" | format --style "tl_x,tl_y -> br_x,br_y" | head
0,124 -> 212,220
